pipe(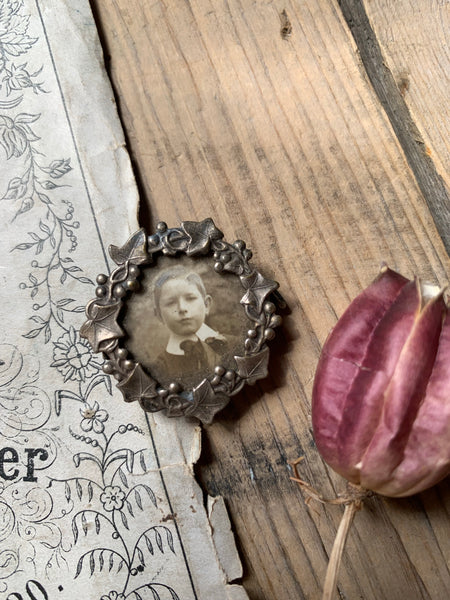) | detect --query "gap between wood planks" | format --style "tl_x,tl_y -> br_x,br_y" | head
338,0 -> 450,256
